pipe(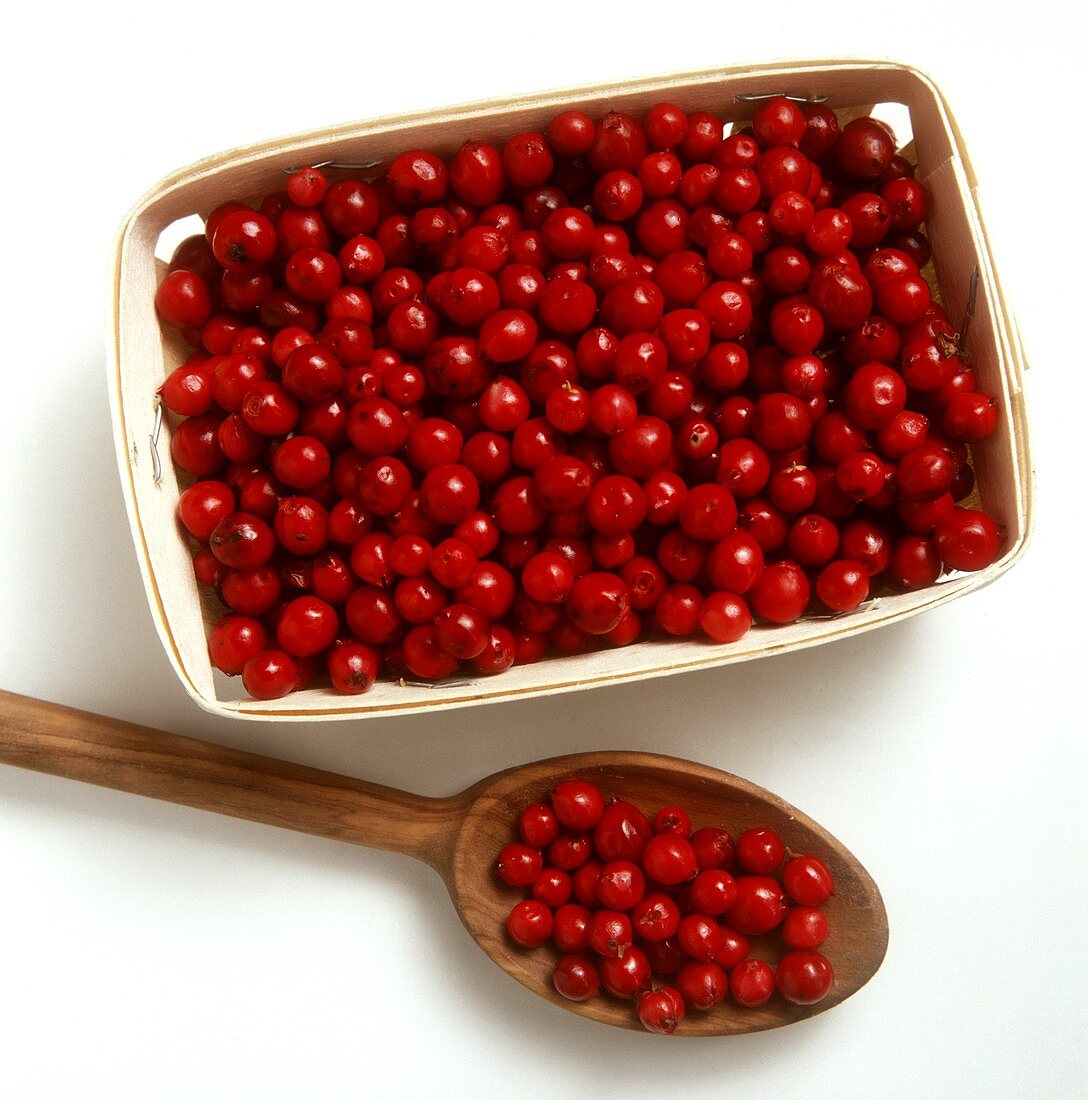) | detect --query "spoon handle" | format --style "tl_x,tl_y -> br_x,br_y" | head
0,691 -> 462,870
